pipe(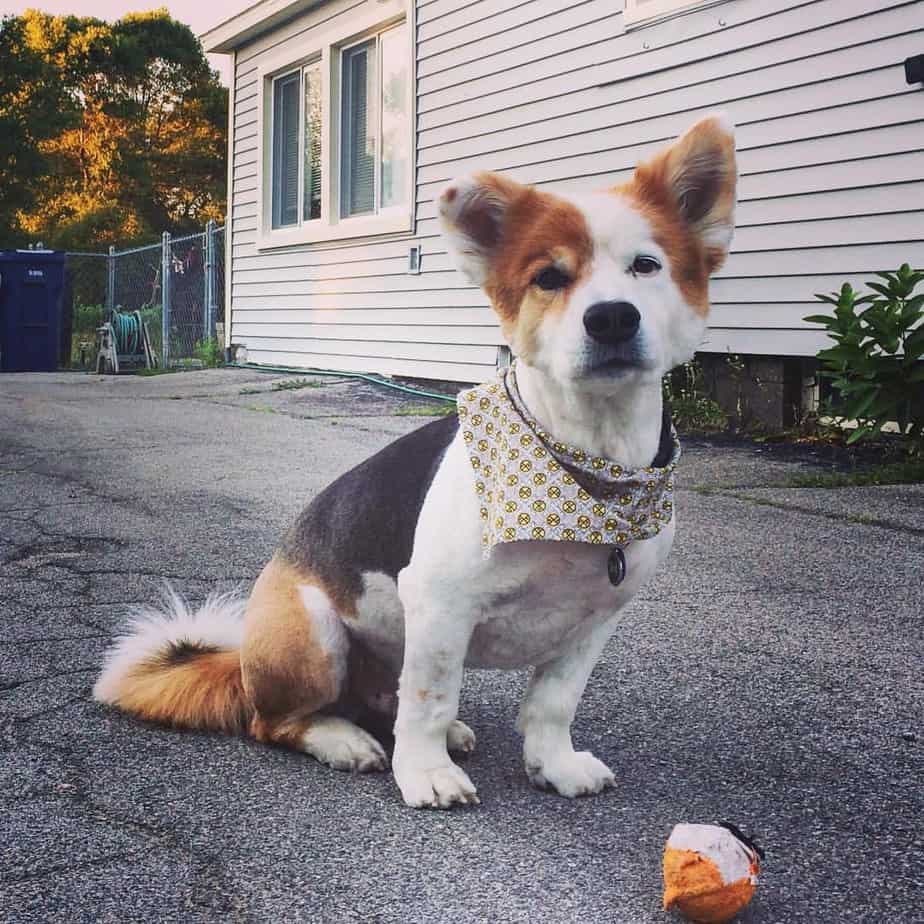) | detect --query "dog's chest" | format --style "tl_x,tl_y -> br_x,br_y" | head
351,527 -> 672,671
344,425 -> 675,670
463,532 -> 670,667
